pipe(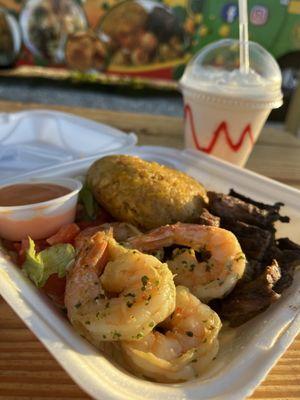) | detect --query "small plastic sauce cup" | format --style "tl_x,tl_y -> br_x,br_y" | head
0,178 -> 82,241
